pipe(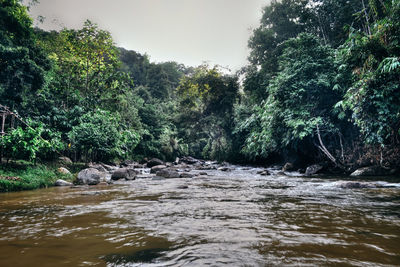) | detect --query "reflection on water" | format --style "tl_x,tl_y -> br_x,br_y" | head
0,167 -> 399,266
